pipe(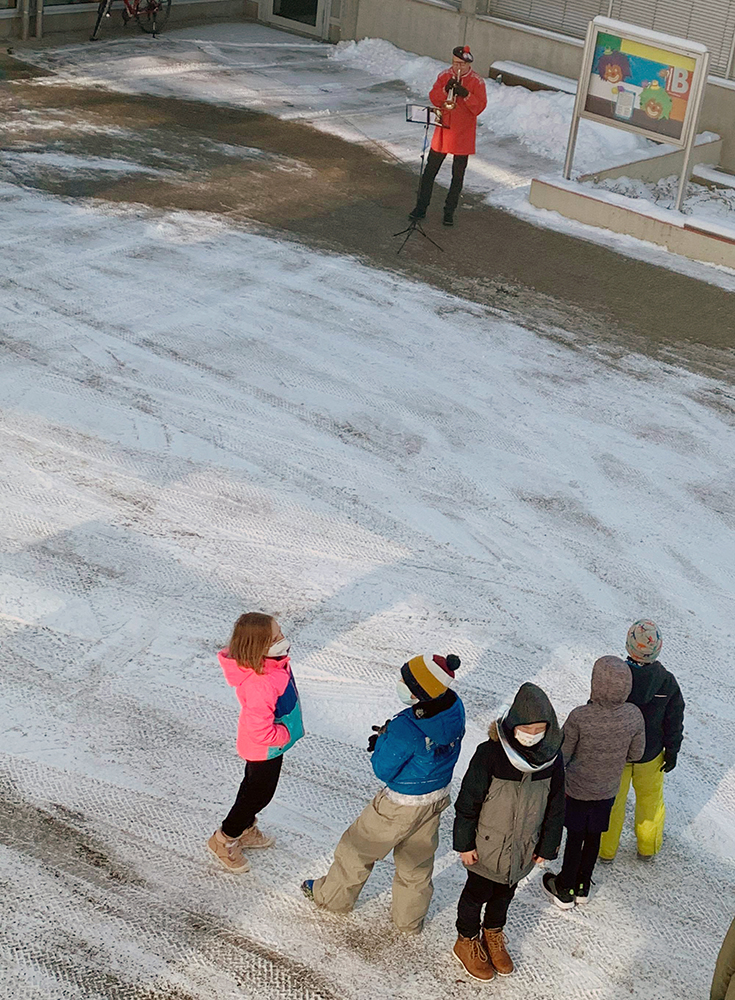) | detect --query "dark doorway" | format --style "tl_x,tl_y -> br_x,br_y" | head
273,0 -> 318,26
